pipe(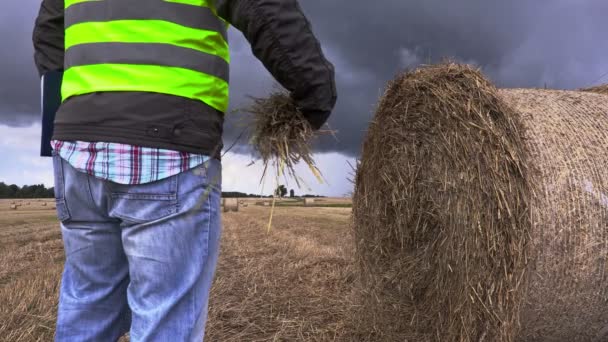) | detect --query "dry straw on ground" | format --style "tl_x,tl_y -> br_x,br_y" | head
352,63 -> 608,341
0,200 -> 355,341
